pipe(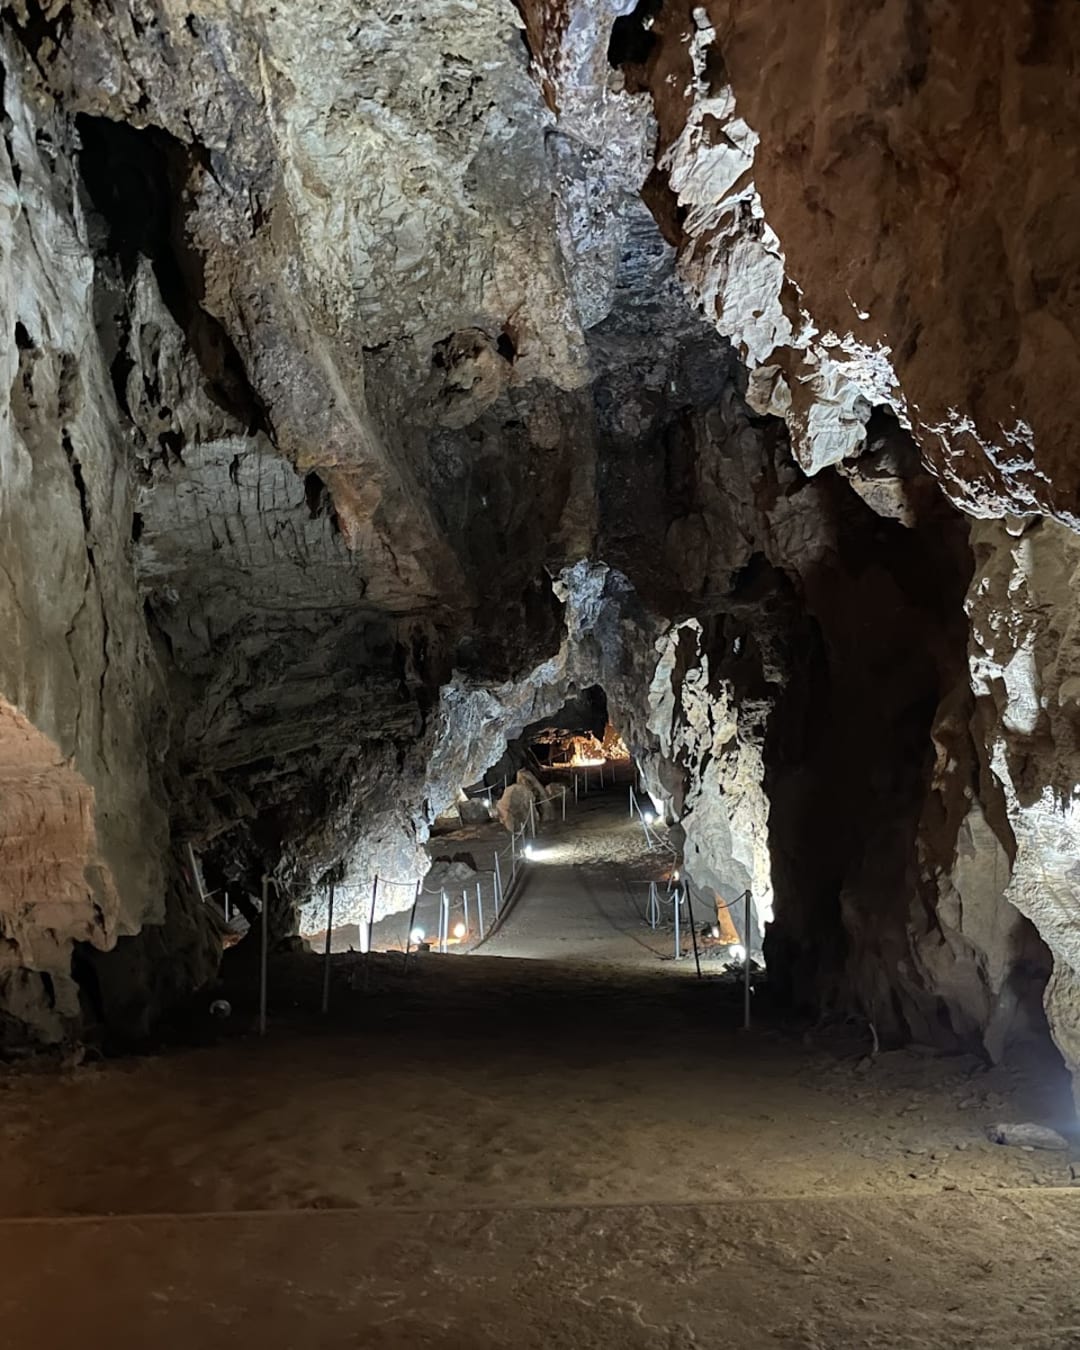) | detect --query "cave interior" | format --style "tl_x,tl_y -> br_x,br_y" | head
2,0 -> 1080,1344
